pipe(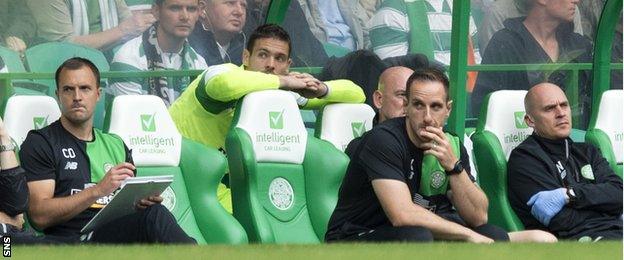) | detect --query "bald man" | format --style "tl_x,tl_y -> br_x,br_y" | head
508,83 -> 622,241
344,66 -> 413,156
373,66 -> 414,124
